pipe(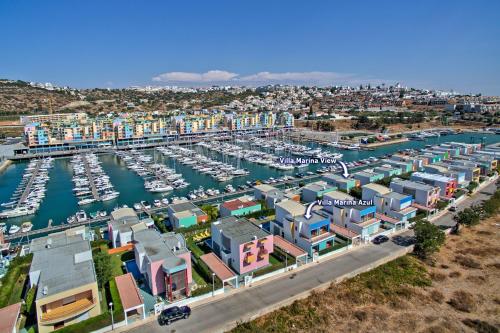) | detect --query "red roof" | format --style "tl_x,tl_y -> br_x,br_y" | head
330,224 -> 360,239
222,198 -> 259,211
200,253 -> 237,281
0,302 -> 21,333
376,213 -> 399,224
274,236 -> 307,258
115,273 -> 143,310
